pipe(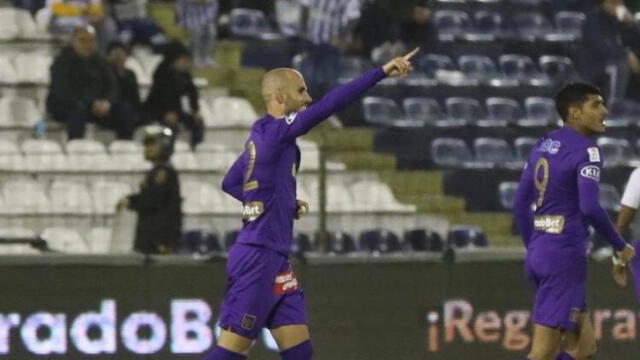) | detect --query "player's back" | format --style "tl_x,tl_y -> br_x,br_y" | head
527,126 -> 599,251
